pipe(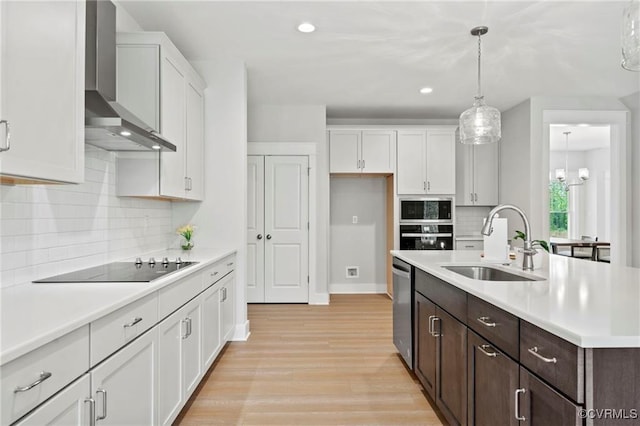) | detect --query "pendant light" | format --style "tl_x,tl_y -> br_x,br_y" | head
555,131 -> 589,191
459,26 -> 501,145
621,0 -> 639,71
